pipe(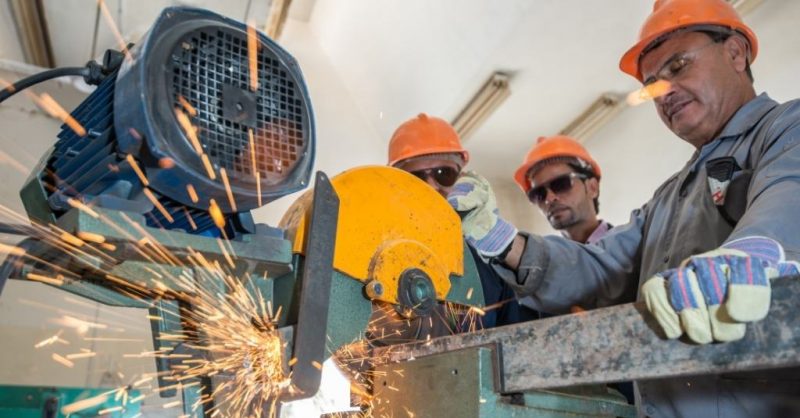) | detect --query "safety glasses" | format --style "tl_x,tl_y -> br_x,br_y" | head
643,41 -> 718,86
527,172 -> 588,204
409,166 -> 460,187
